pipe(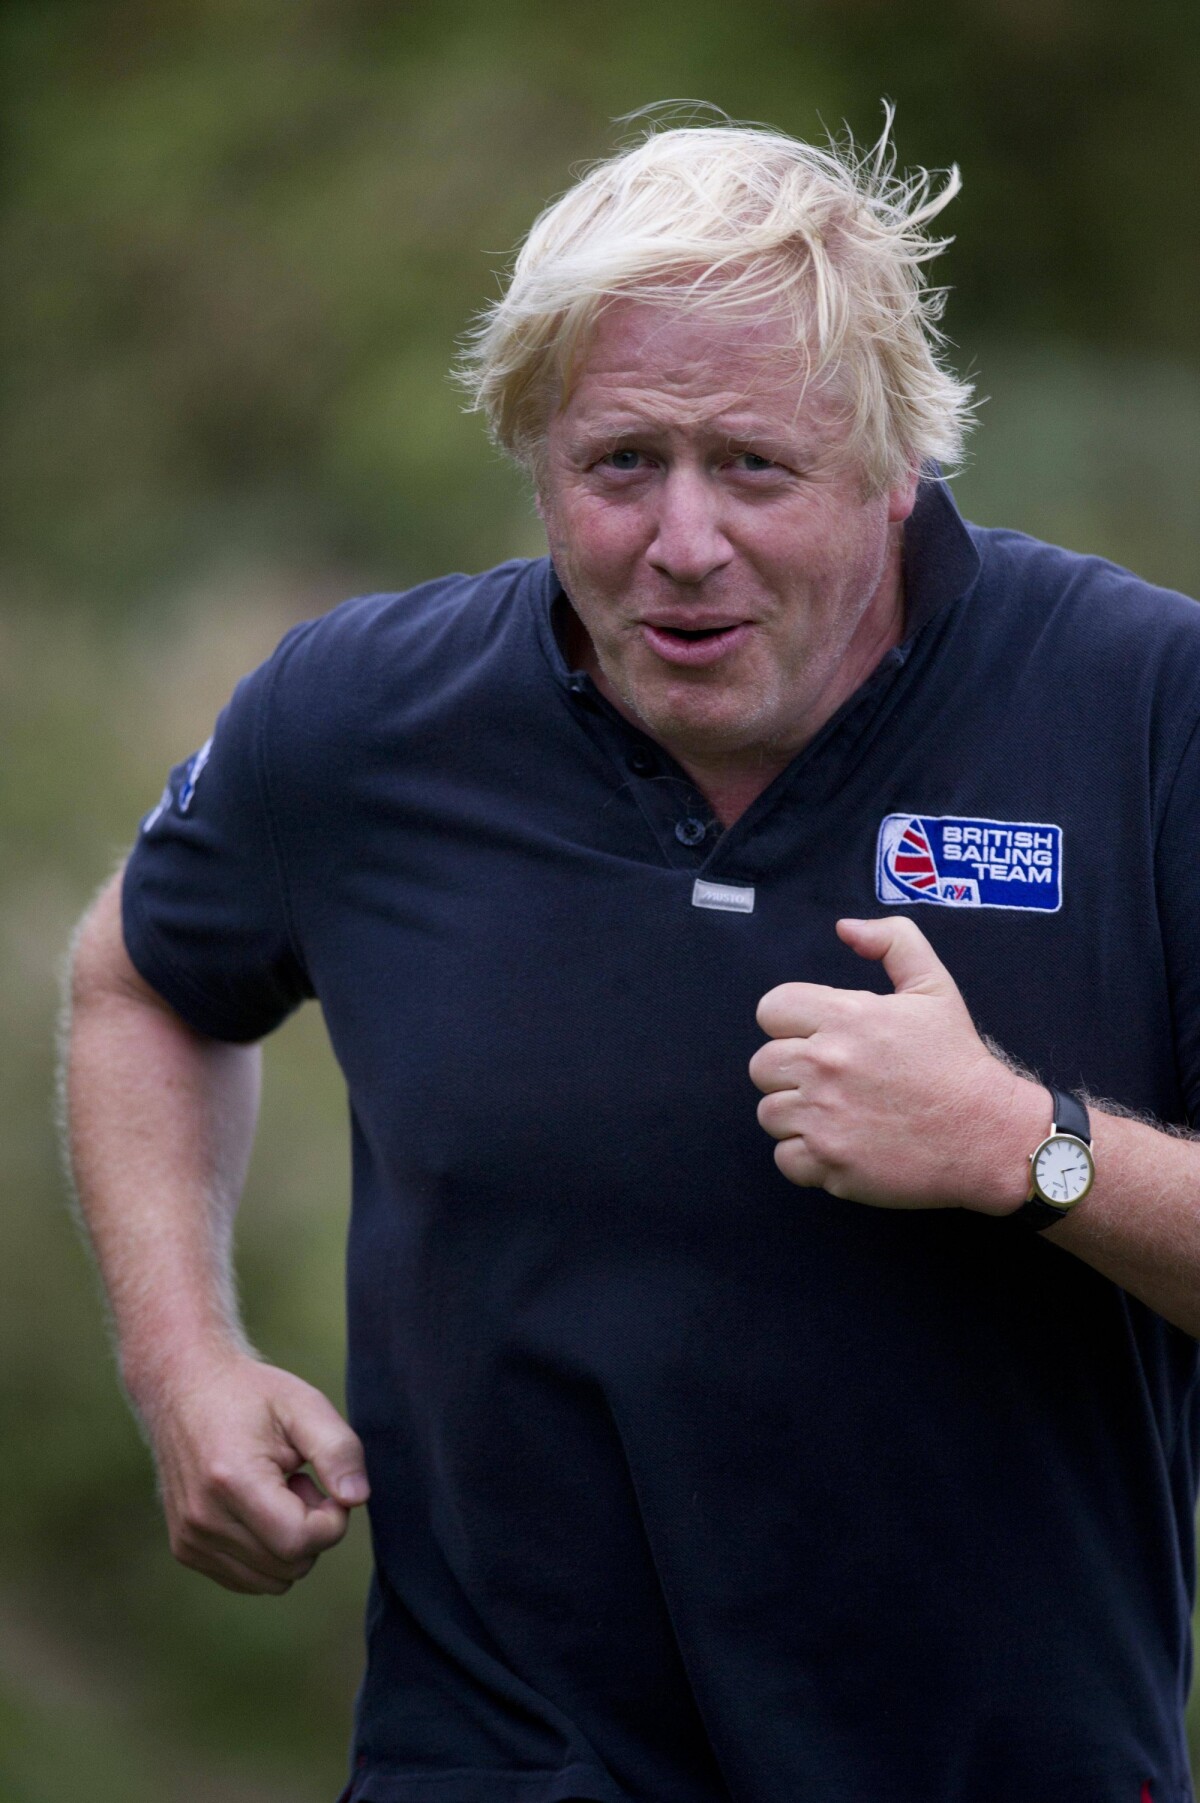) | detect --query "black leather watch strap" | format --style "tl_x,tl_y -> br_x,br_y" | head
1011,1087 -> 1092,1231
1048,1086 -> 1090,1145
1016,1193 -> 1075,1231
